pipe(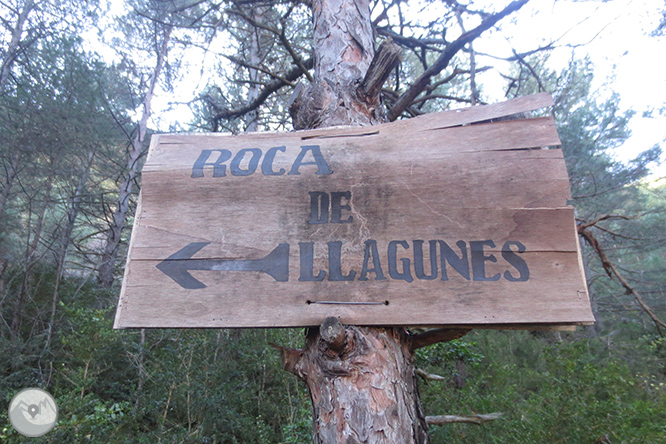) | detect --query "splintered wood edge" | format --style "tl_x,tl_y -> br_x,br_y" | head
115,135 -> 160,329
407,323 -> 591,332
158,93 -> 555,143
401,91 -> 555,129
114,323 -> 592,331
114,193 -> 145,329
